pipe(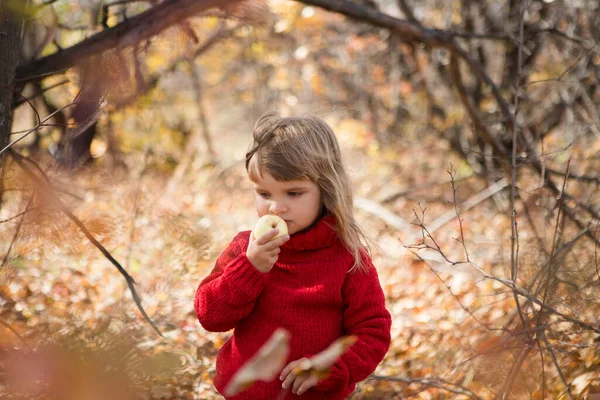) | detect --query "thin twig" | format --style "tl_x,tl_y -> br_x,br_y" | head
408,206 -> 600,335
537,338 -> 545,399
0,102 -> 77,157
595,221 -> 600,282
0,318 -> 31,349
524,39 -> 599,87
540,331 -> 574,400
0,207 -> 37,224
12,79 -> 70,108
370,374 -> 484,400
509,0 -> 528,338
411,250 -> 493,331
1,196 -> 34,271
16,94 -> 41,129
535,159 -> 570,329
448,167 -> 470,261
